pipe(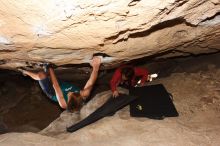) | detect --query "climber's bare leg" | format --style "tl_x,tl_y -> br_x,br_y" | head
21,70 -> 46,80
